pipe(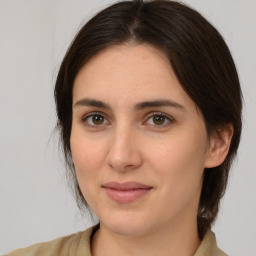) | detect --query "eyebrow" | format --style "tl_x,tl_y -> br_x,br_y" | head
74,98 -> 185,111
134,99 -> 185,111
74,98 -> 111,109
